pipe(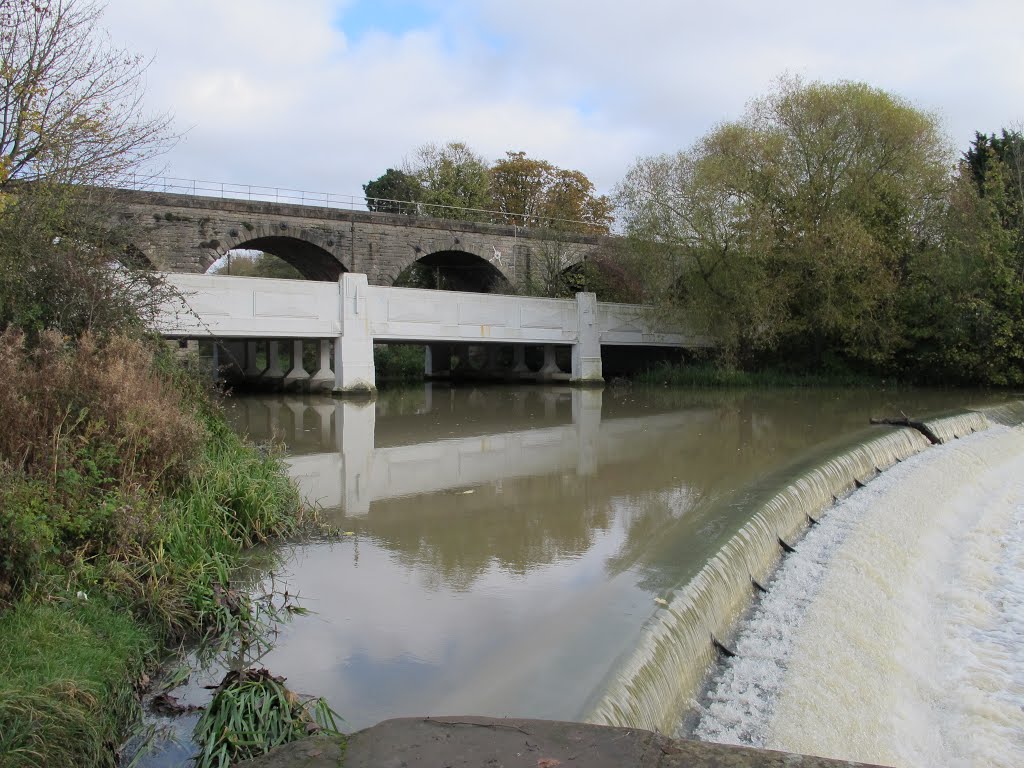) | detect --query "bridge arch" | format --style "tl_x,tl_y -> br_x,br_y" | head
394,248 -> 511,293
210,228 -> 346,281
